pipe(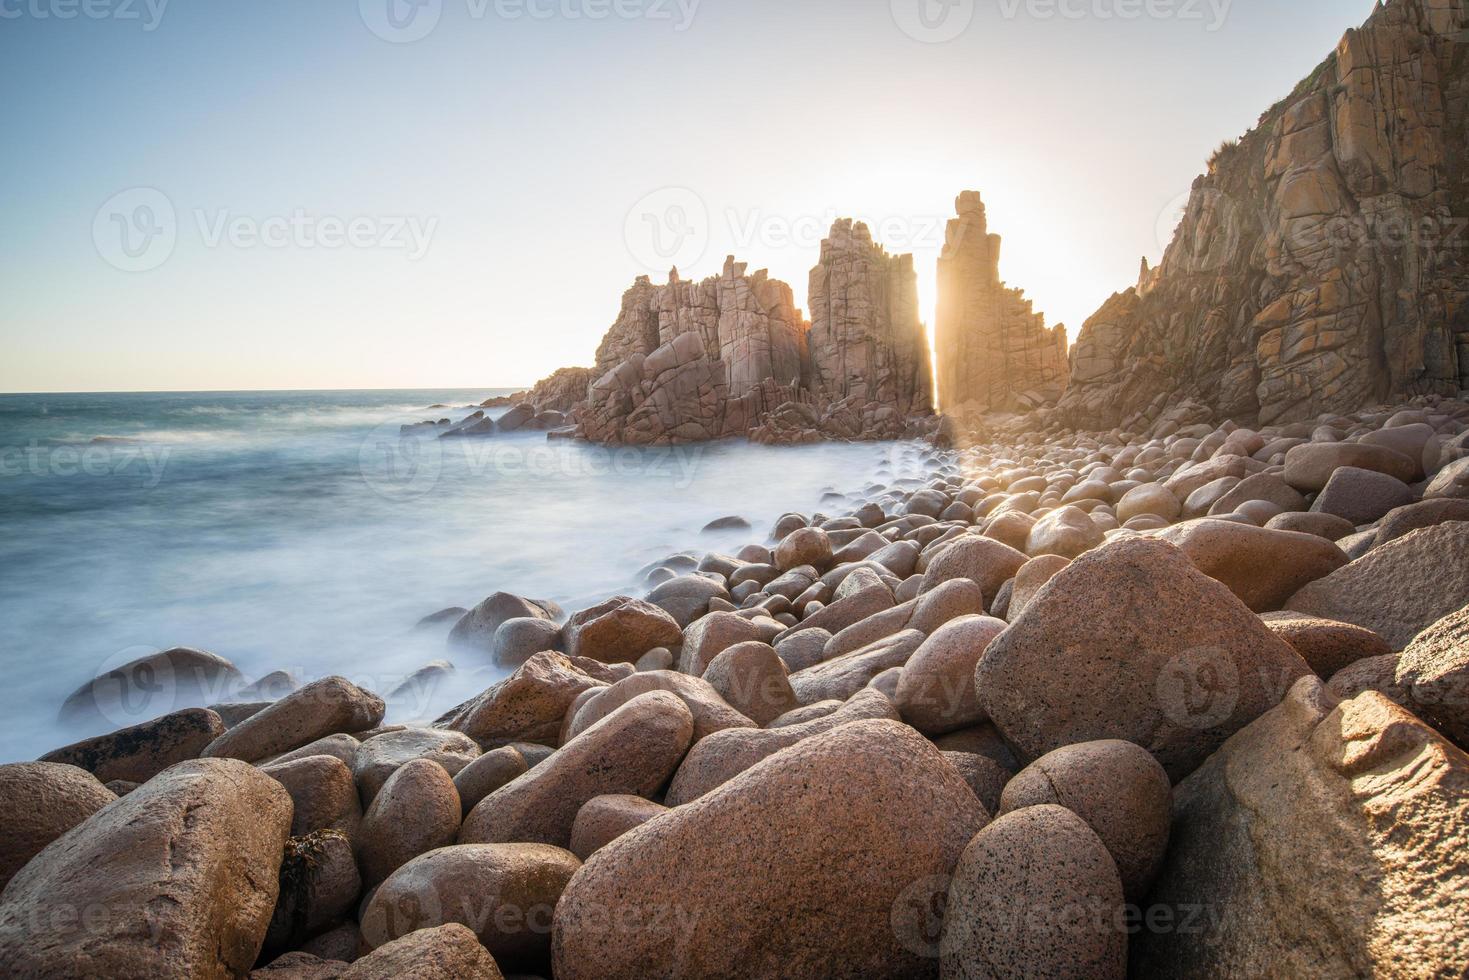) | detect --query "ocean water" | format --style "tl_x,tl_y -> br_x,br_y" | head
0,389 -> 934,762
